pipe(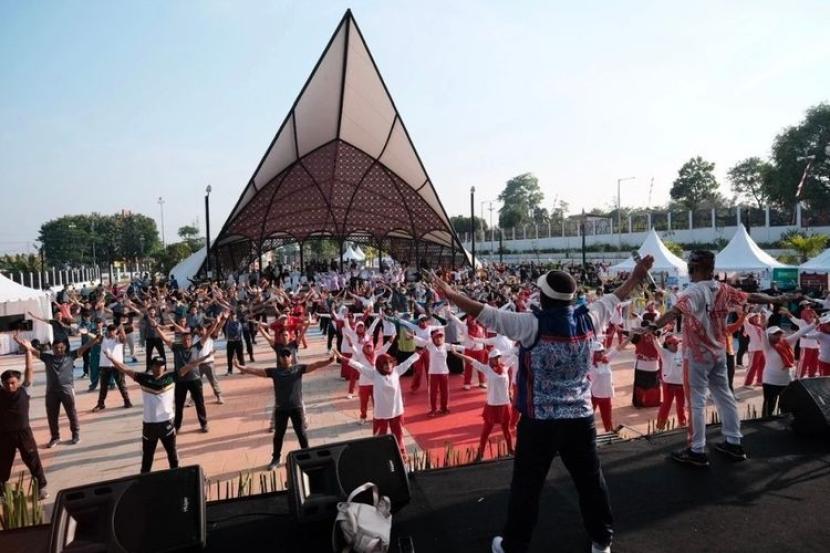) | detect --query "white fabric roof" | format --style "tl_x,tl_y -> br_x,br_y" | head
216,10 -> 462,257
715,225 -> 788,272
353,245 -> 366,261
610,229 -> 687,275
169,247 -> 206,286
342,245 -> 362,262
0,273 -> 53,346
800,248 -> 830,272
